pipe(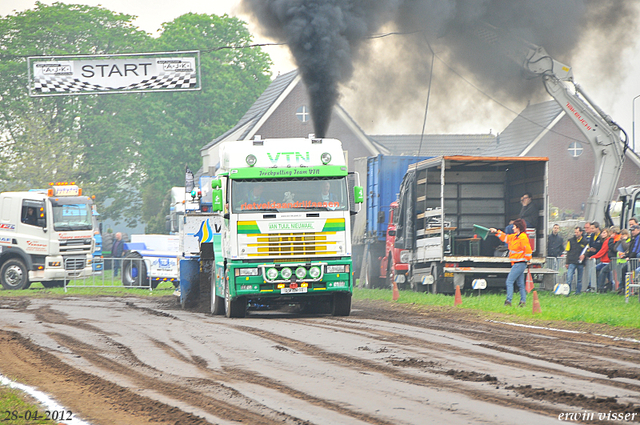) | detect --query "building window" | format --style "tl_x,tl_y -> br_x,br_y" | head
296,105 -> 310,123
568,142 -> 583,158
